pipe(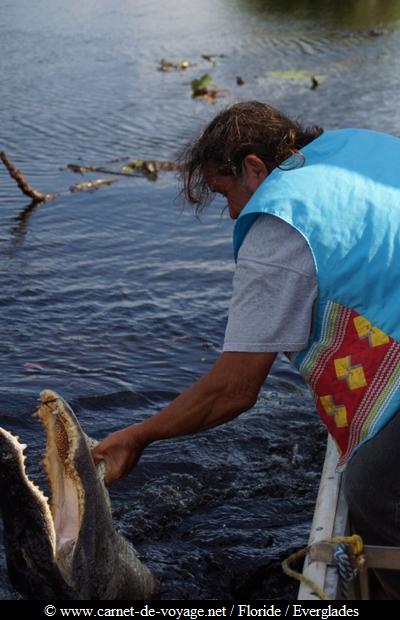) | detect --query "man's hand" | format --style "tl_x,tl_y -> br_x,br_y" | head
92,424 -> 147,484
